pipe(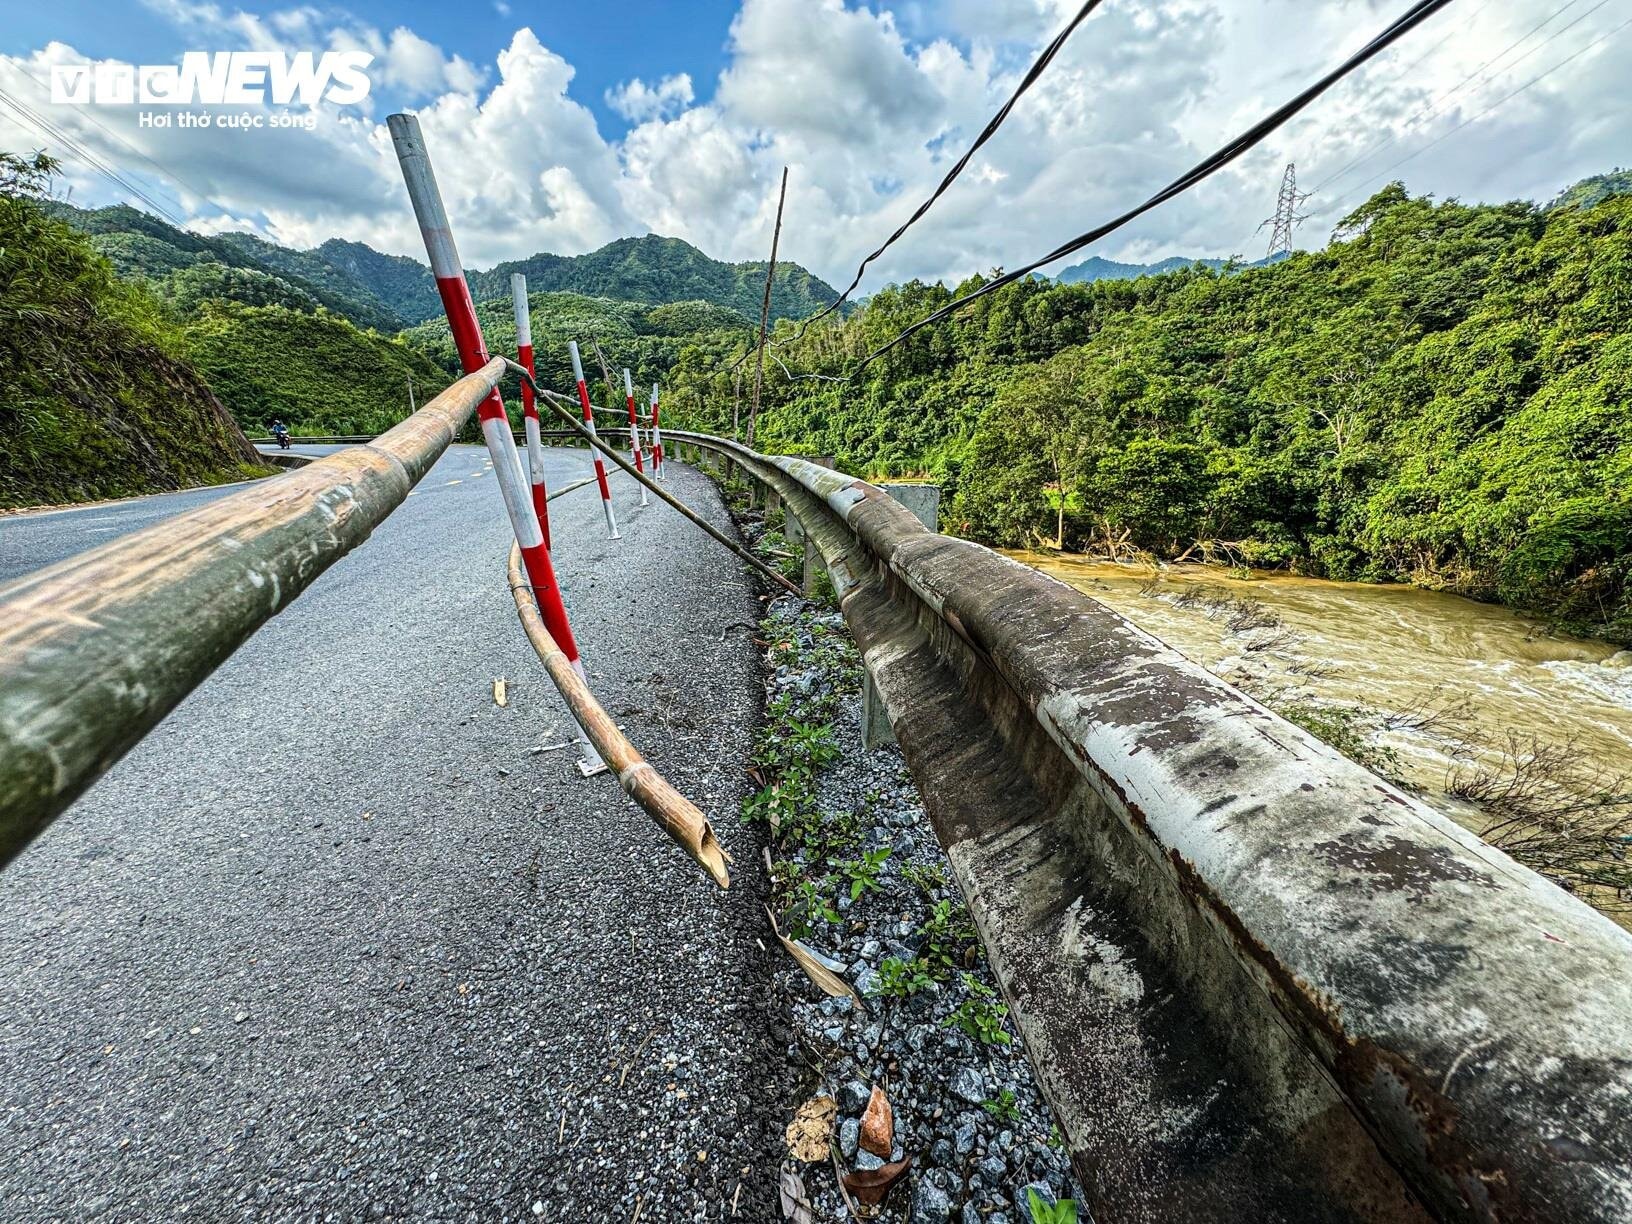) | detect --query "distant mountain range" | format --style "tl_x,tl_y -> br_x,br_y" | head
1054,252 -> 1286,284
50,203 -> 842,333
